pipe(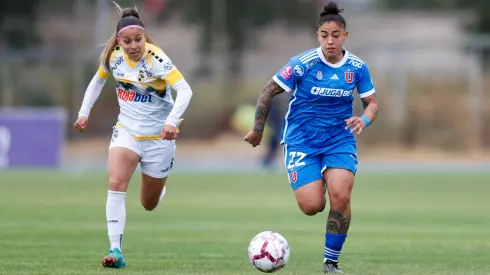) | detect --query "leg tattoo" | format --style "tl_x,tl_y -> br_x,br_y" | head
326,209 -> 350,234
